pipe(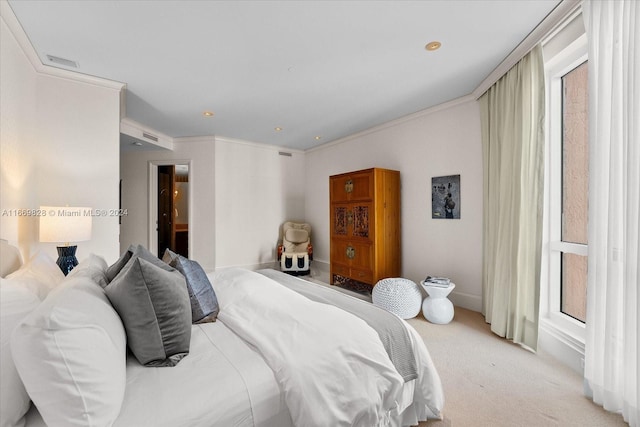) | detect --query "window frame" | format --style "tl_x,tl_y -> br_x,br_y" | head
541,32 -> 588,343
